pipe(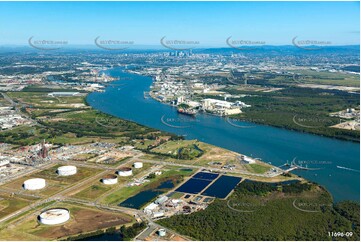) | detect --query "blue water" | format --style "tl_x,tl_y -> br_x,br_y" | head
176,178 -> 213,194
119,190 -> 162,209
119,179 -> 175,209
202,175 -> 242,198
192,172 -> 219,180
87,67 -> 360,202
